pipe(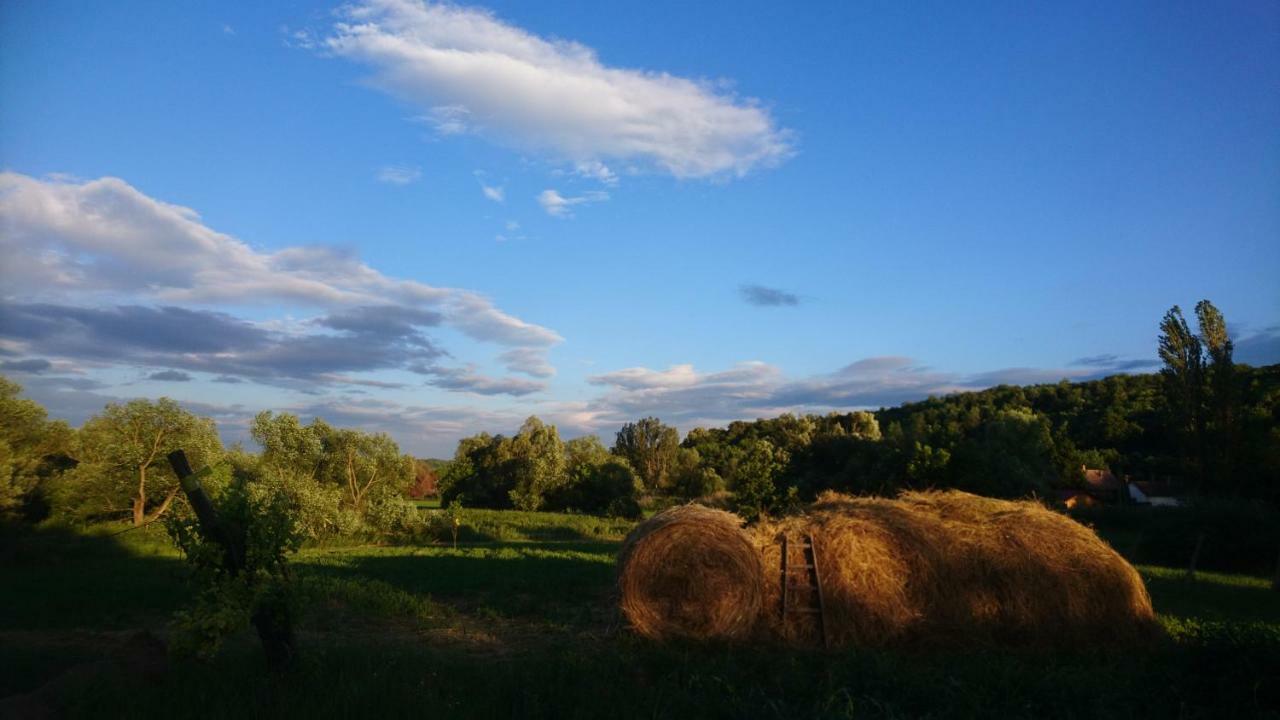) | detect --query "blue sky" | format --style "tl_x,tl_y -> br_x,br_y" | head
2,0 -> 1277,456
